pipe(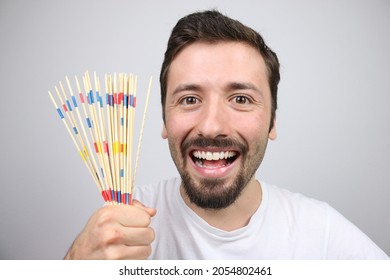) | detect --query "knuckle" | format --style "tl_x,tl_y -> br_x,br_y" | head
95,207 -> 116,226
100,227 -> 123,245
